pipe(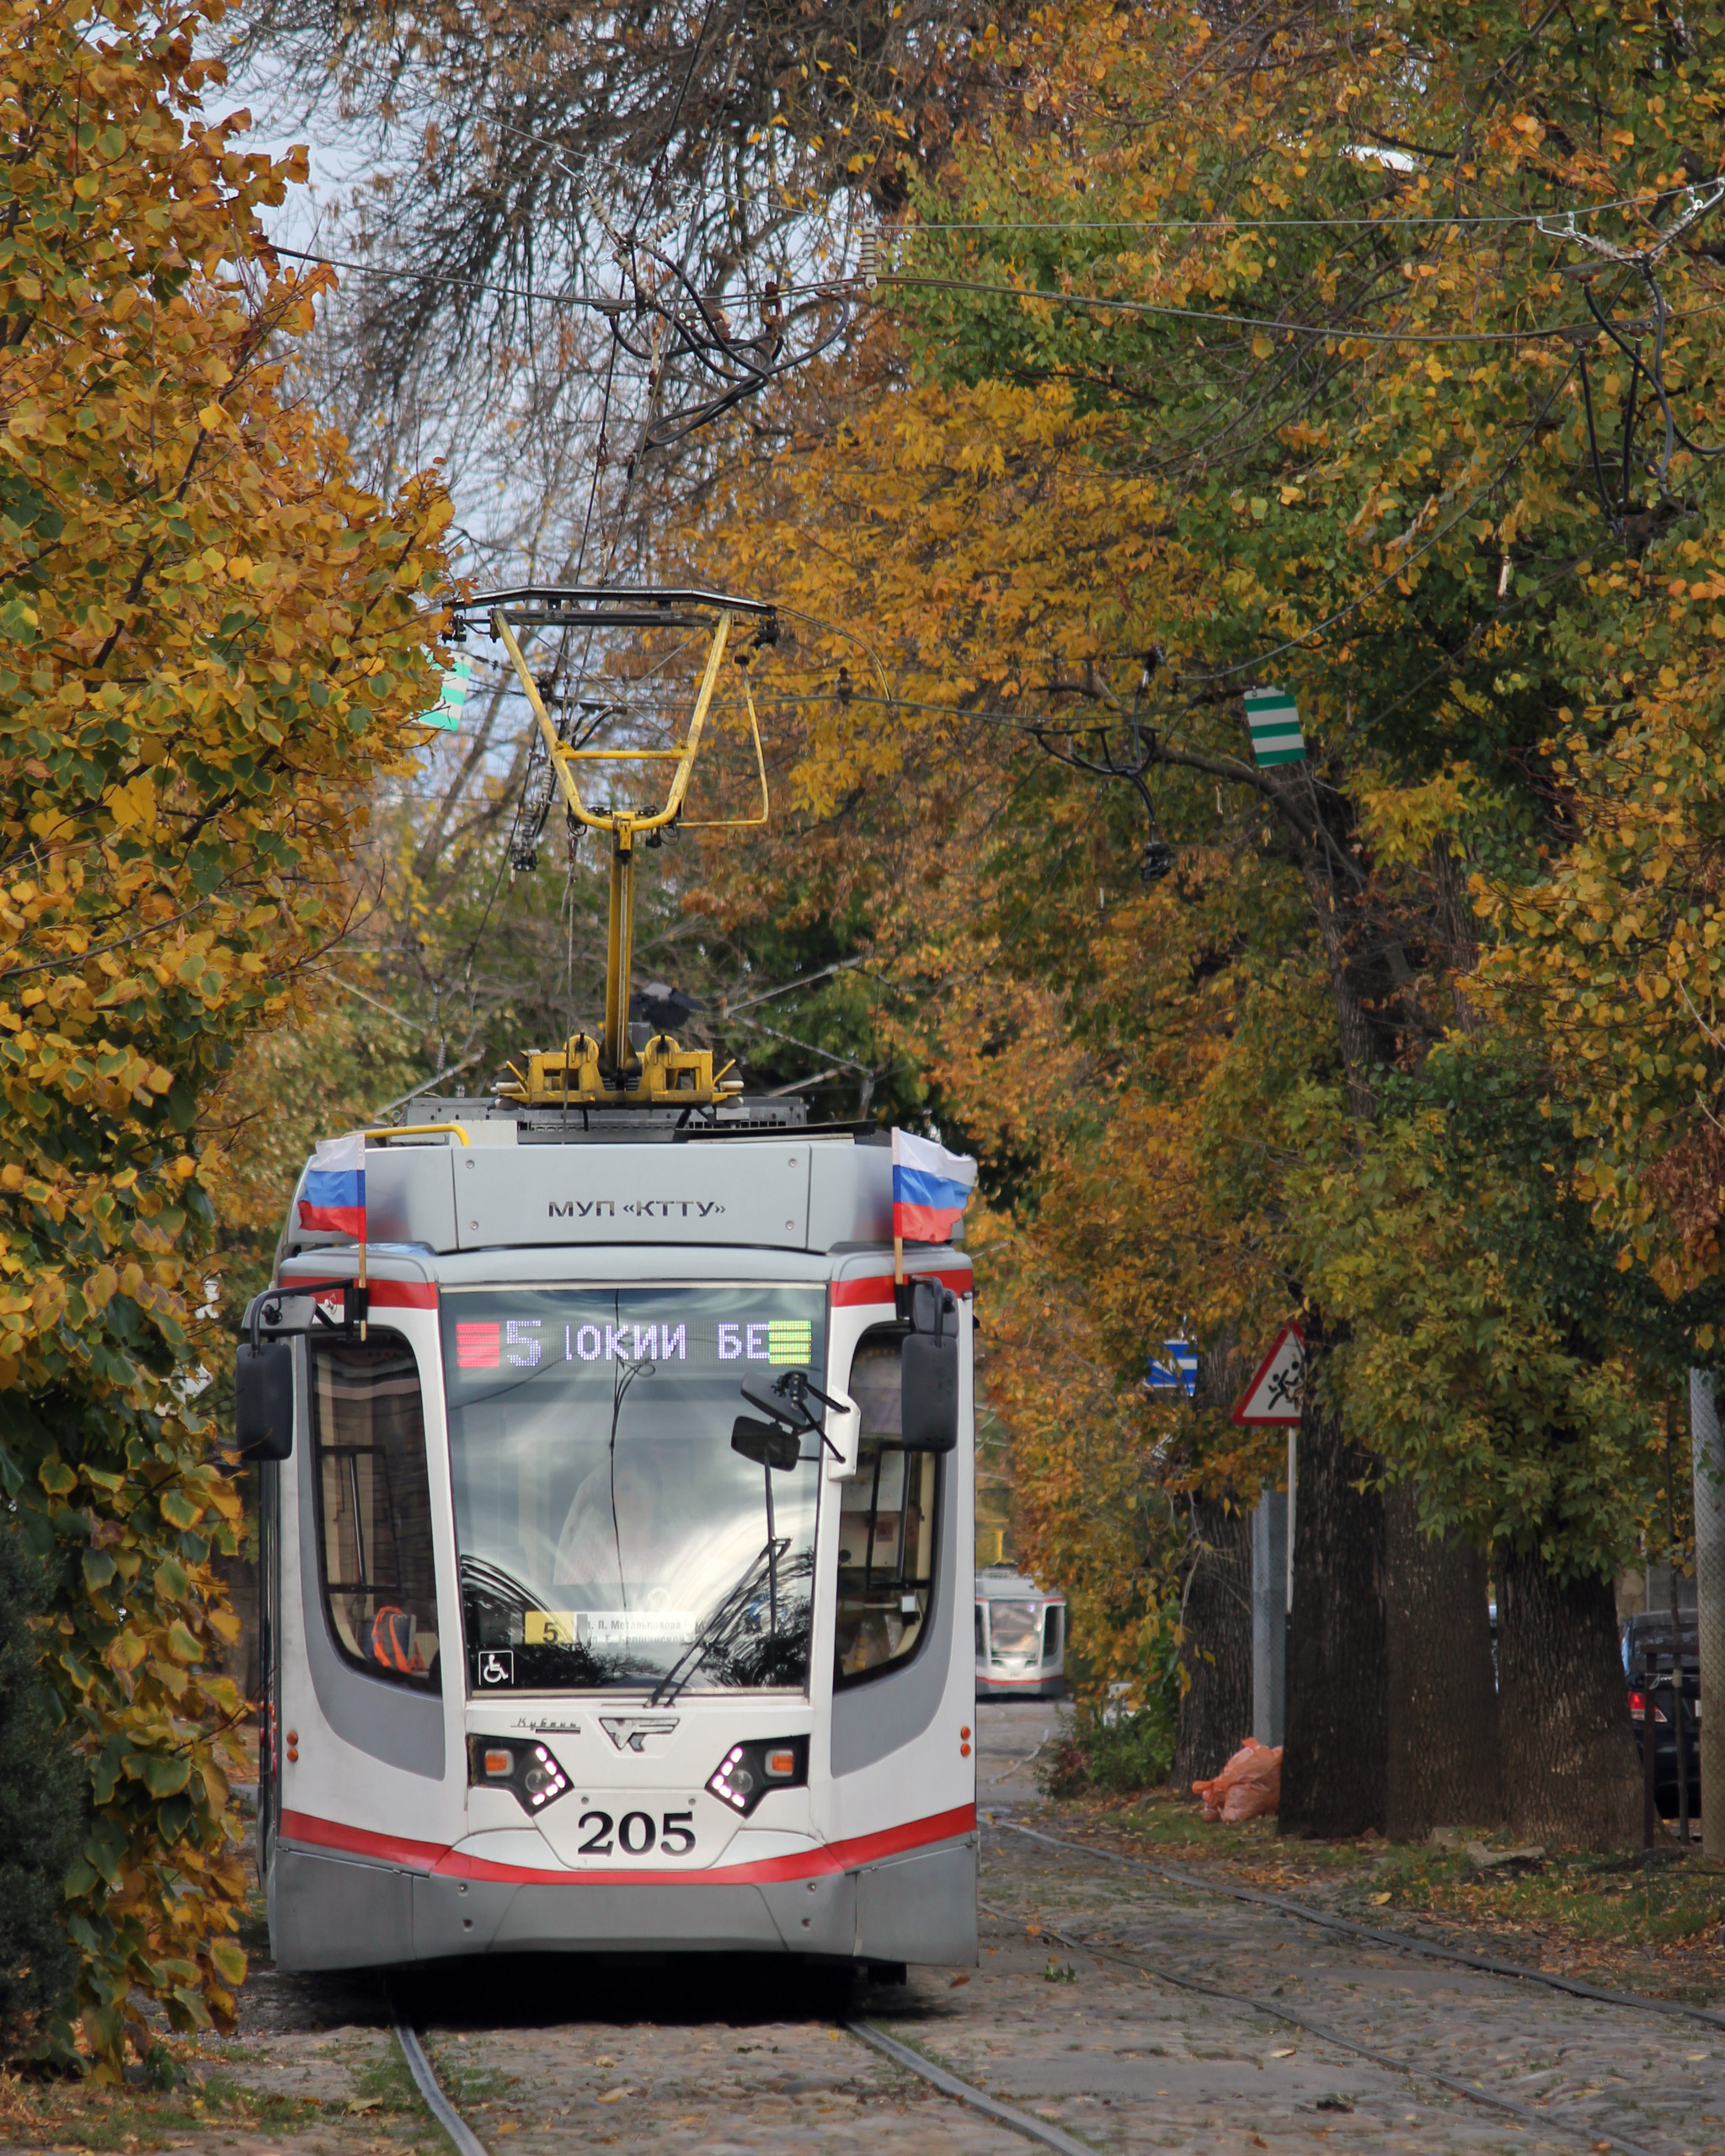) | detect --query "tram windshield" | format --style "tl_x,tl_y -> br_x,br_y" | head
985,1600 -> 1043,1661
443,1285 -> 826,1695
